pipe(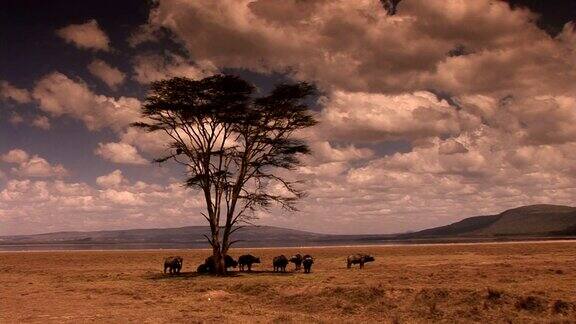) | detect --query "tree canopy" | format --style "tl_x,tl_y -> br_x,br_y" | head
133,74 -> 317,274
